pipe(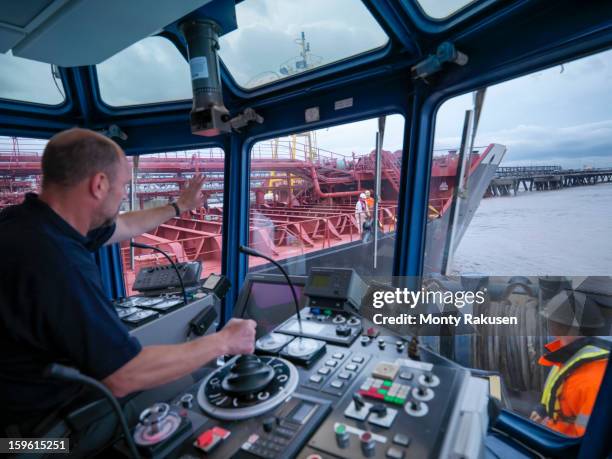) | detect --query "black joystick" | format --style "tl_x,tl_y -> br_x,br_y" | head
424,374 -> 433,383
417,387 -> 426,397
369,403 -> 387,418
353,393 -> 365,410
410,400 -> 420,411
221,355 -> 275,397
